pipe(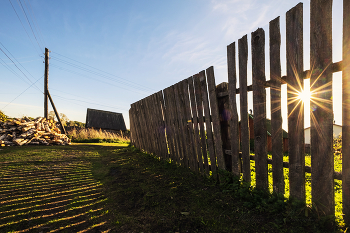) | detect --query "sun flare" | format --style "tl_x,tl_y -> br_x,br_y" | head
297,89 -> 311,103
